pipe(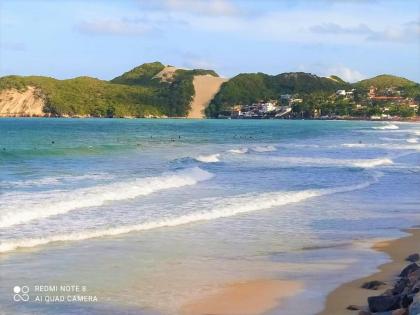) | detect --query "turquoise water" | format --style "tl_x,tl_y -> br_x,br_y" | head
0,118 -> 419,315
